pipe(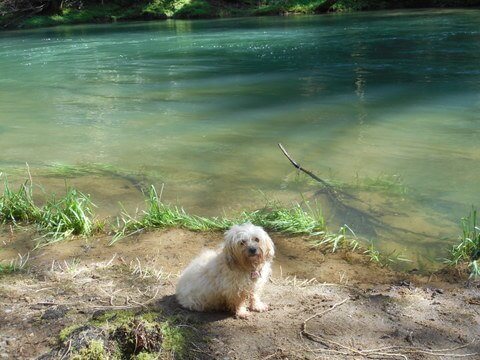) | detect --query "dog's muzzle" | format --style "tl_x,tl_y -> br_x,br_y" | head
248,246 -> 258,257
